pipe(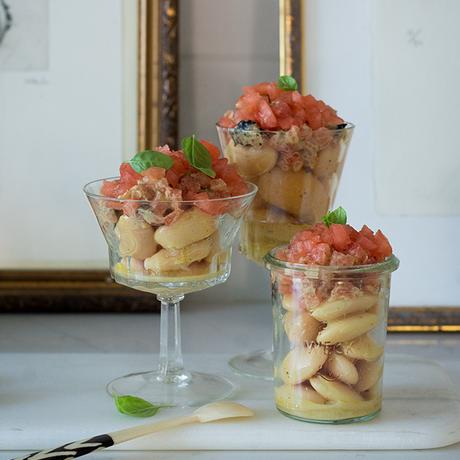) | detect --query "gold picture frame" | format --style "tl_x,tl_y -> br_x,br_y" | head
137,0 -> 178,150
279,0 -> 303,90
1,0 -> 459,329
0,0 -> 179,312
